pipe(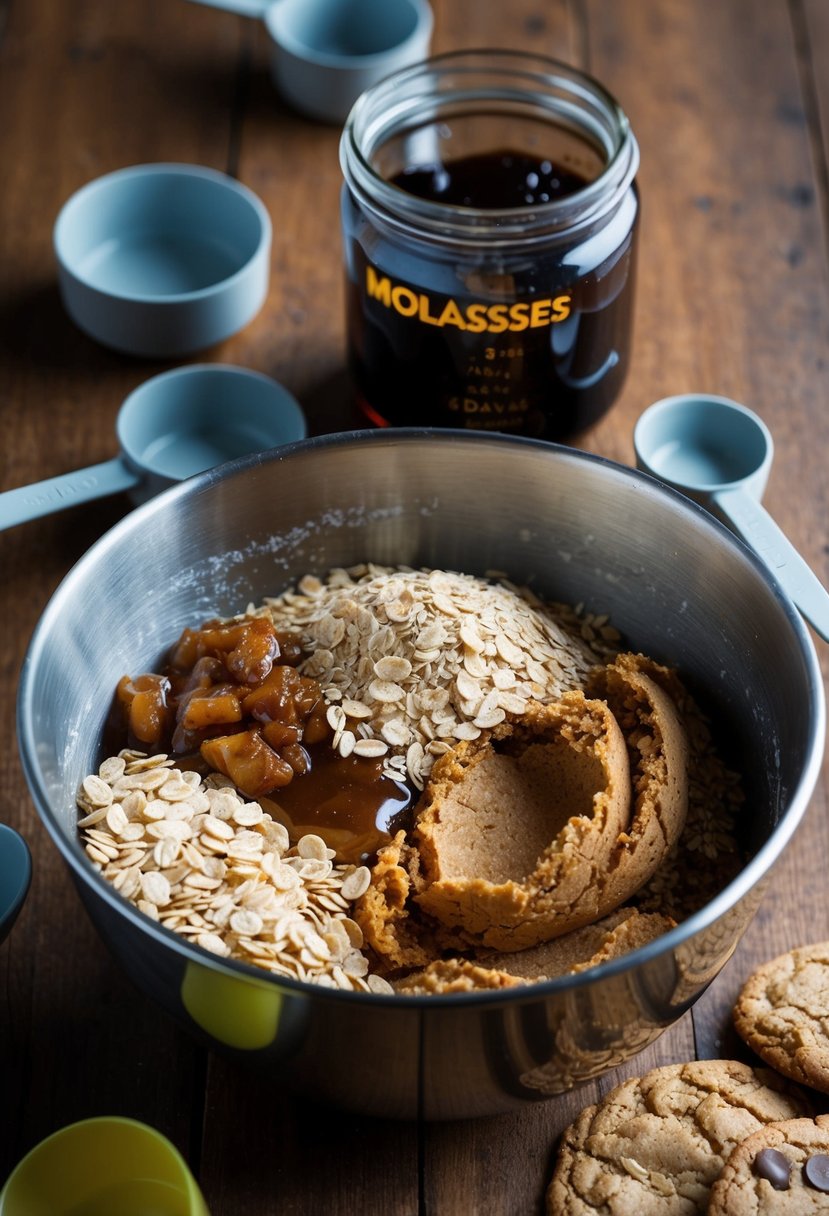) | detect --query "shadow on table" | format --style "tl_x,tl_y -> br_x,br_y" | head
0,282 -> 125,372
302,367 -> 365,436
